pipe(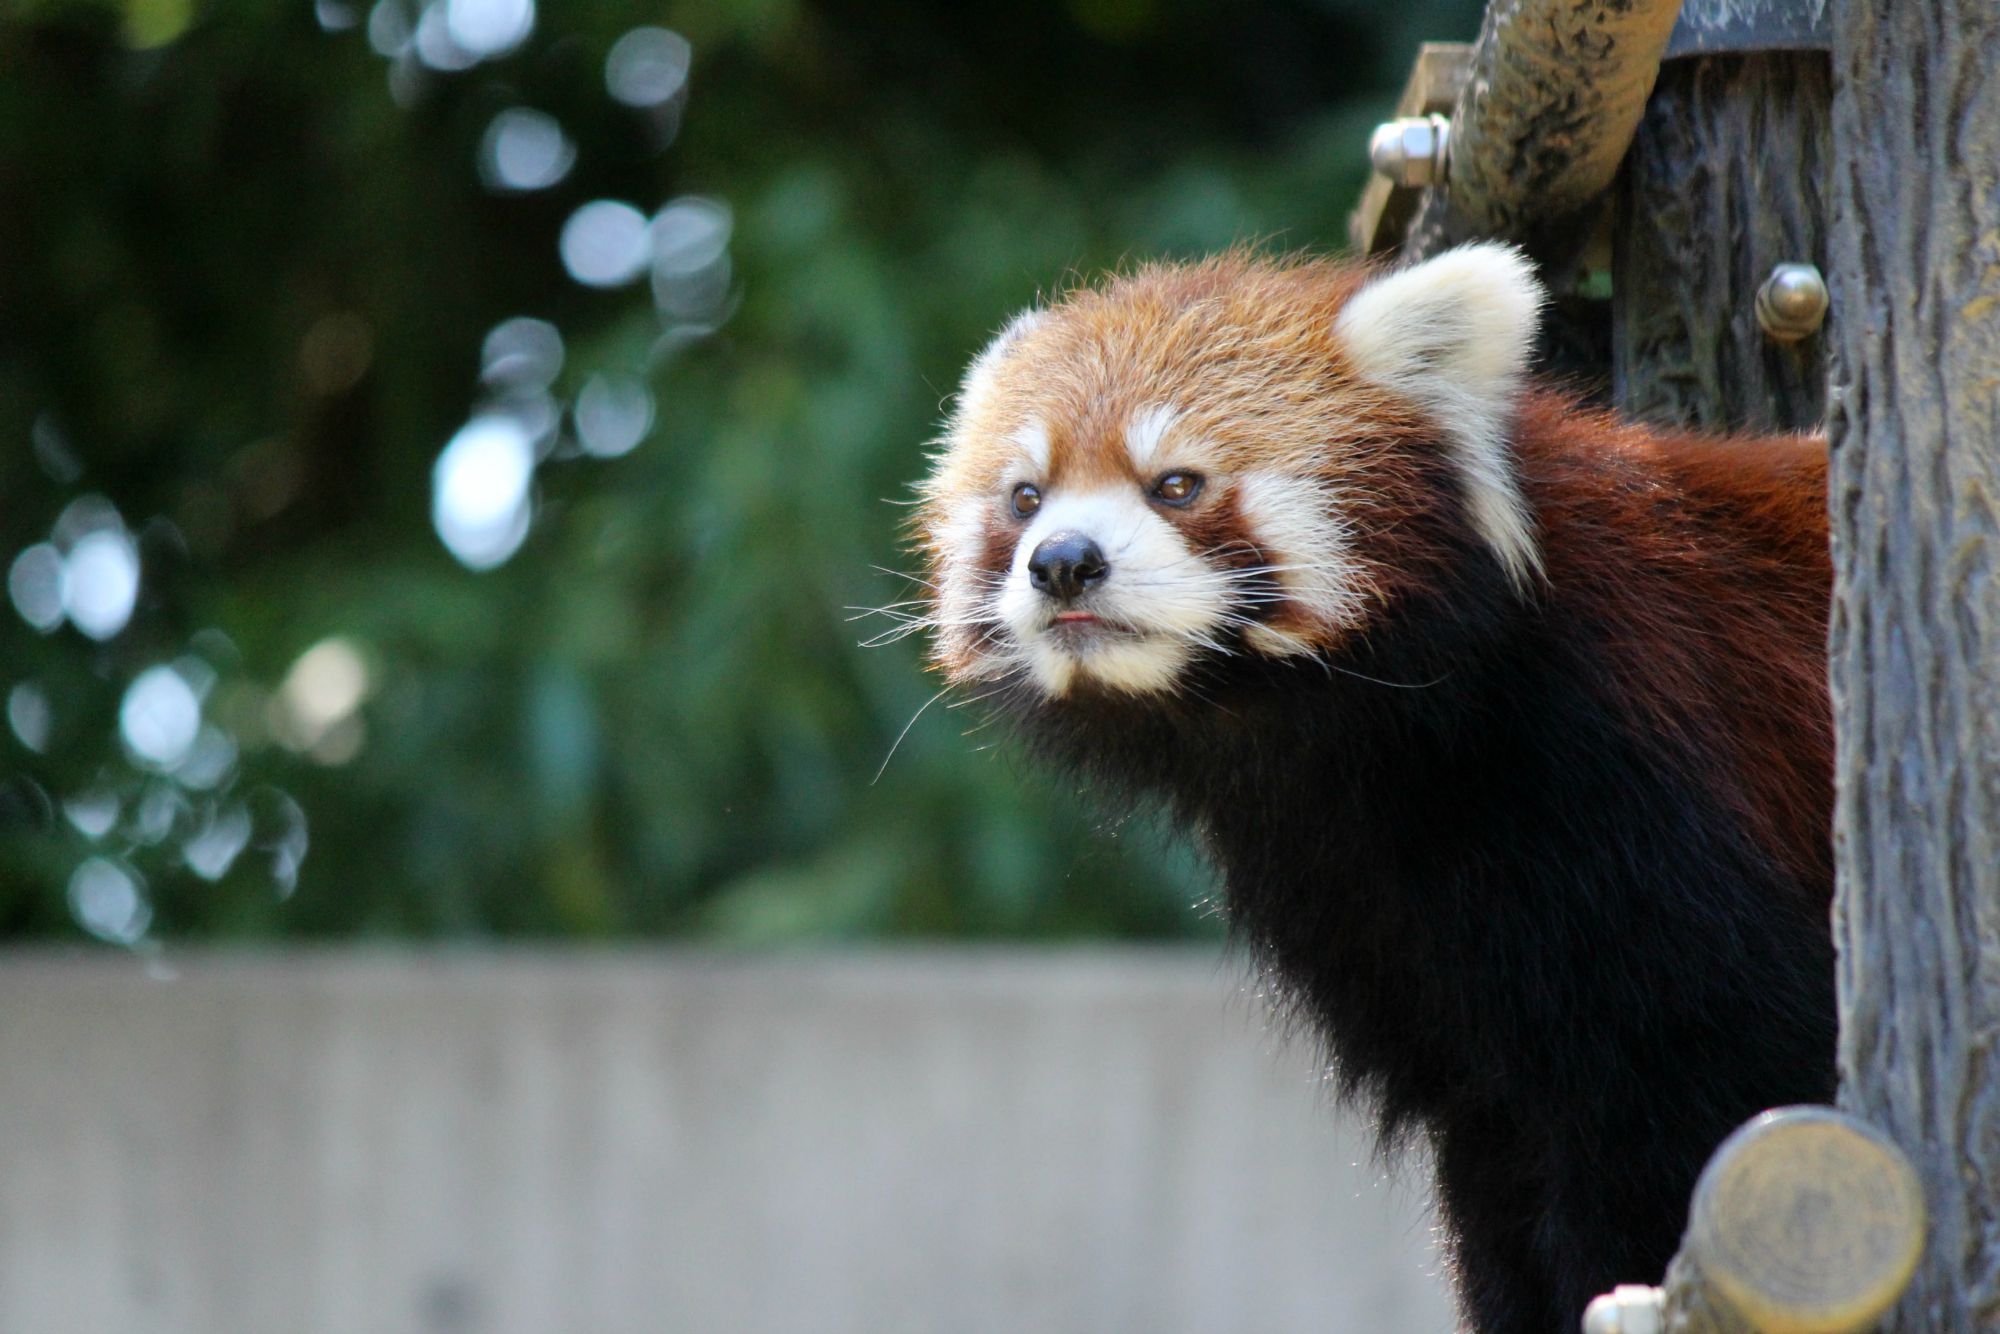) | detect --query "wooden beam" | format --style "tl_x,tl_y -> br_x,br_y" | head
1403,0 -> 1682,265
